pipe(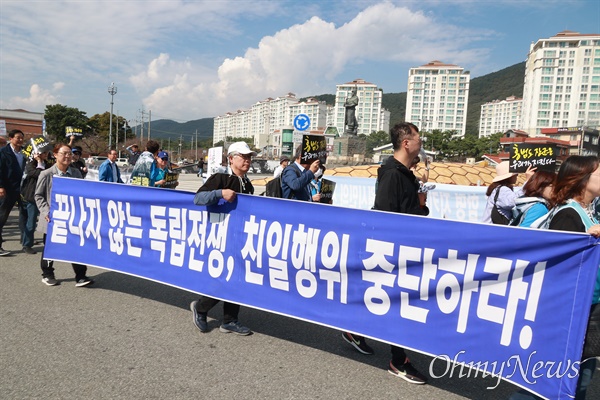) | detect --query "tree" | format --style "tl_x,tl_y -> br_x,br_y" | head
363,131 -> 390,157
88,112 -> 134,151
44,104 -> 89,143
